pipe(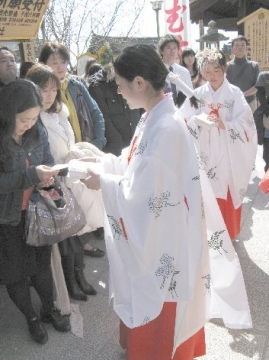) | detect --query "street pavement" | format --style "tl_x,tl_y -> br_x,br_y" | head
1,153 -> 269,360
